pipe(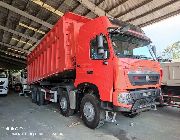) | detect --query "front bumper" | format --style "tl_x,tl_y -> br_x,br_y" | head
113,88 -> 161,112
